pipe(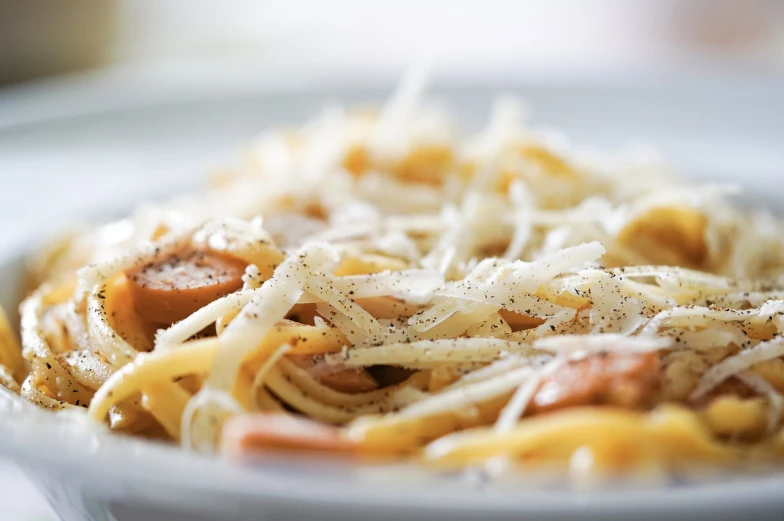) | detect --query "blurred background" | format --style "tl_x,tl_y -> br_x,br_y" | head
1,1 -> 784,519
2,0 -> 784,86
